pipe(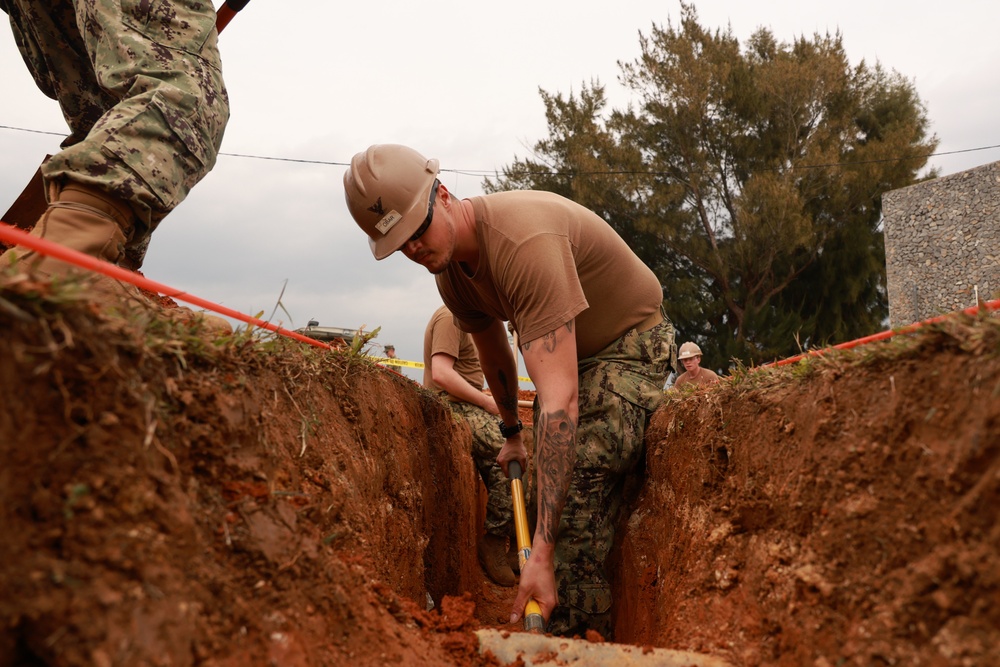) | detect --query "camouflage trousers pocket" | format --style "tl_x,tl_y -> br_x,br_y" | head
564,581 -> 613,616
122,0 -> 220,54
101,92 -> 210,209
